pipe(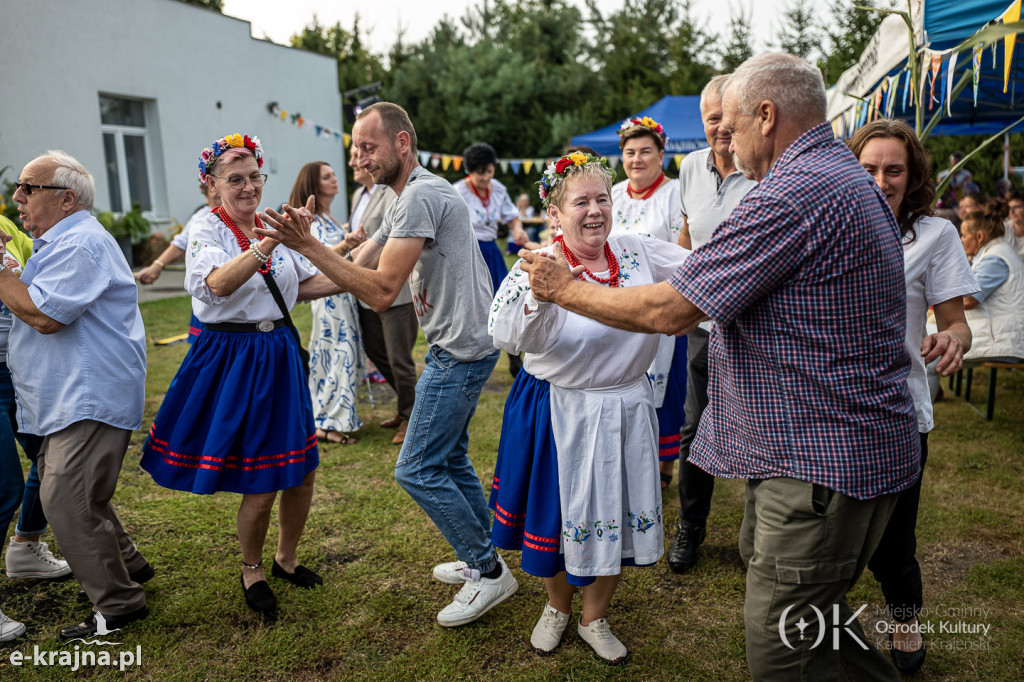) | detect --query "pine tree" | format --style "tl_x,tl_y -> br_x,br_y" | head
818,0 -> 886,86
719,3 -> 755,73
776,0 -> 821,61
